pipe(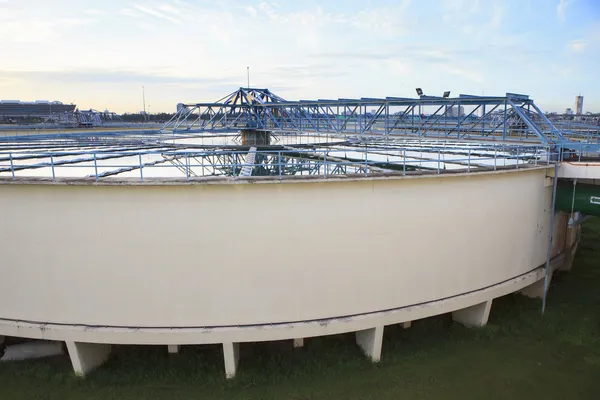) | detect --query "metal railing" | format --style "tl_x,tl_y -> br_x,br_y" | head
0,146 -> 555,182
